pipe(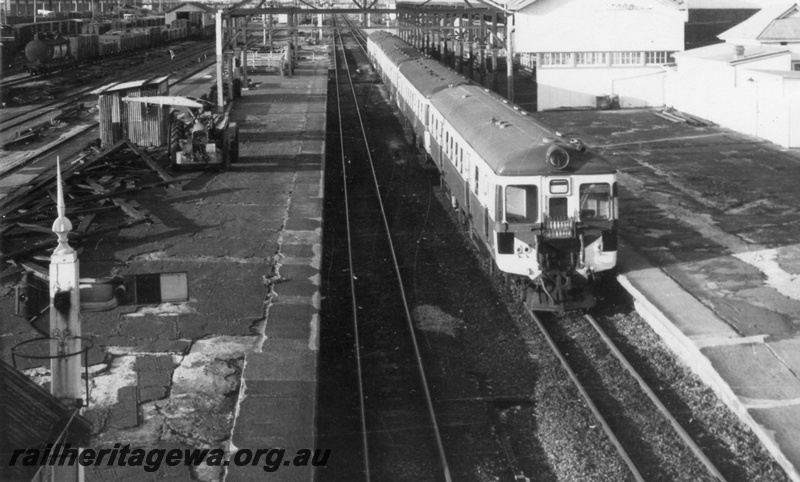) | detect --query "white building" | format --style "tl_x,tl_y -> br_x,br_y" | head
667,3 -> 800,147
718,2 -> 800,65
164,1 -> 215,26
514,0 -> 688,110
